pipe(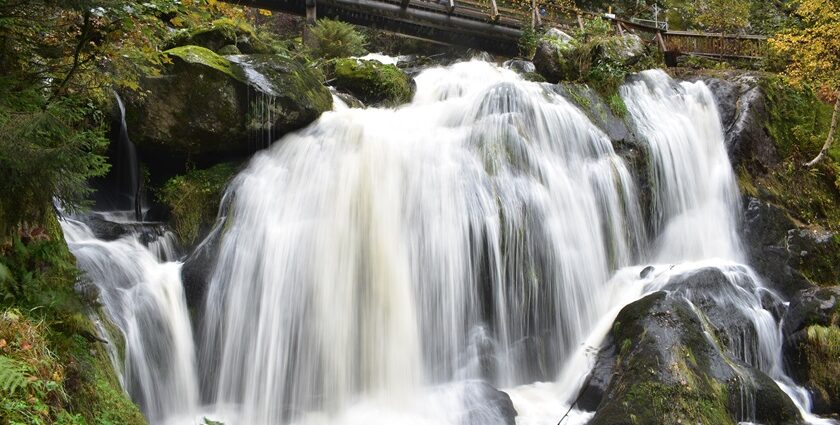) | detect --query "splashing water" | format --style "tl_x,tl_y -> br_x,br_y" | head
62,60 -> 836,425
61,215 -> 199,423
